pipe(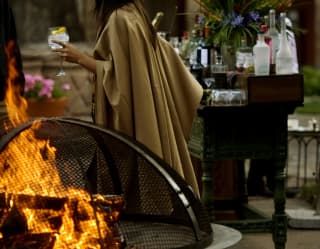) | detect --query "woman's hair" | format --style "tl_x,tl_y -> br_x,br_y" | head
94,0 -> 156,45
94,0 -> 130,21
